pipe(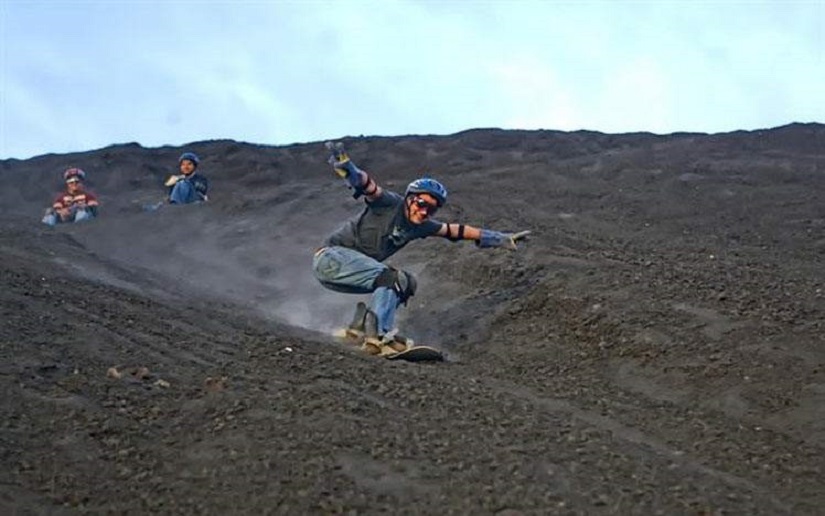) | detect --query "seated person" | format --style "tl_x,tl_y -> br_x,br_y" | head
166,152 -> 208,204
42,168 -> 99,226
